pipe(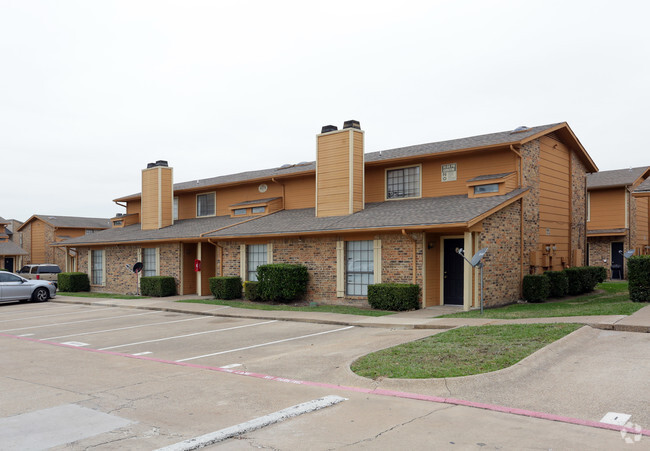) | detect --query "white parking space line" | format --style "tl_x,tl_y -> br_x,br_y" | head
0,307 -> 114,324
155,395 -> 346,451
219,364 -> 243,369
132,352 -> 153,356
0,311 -> 159,333
60,341 -> 90,347
176,326 -> 355,362
42,315 -> 210,340
98,320 -> 278,351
